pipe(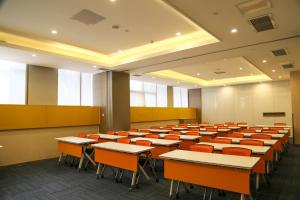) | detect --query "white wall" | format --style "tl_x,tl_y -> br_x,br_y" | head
202,81 -> 292,127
